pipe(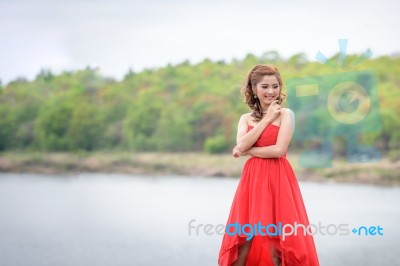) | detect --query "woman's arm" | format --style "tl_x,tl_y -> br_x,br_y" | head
235,113 -> 272,153
236,100 -> 281,153
246,108 -> 294,158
